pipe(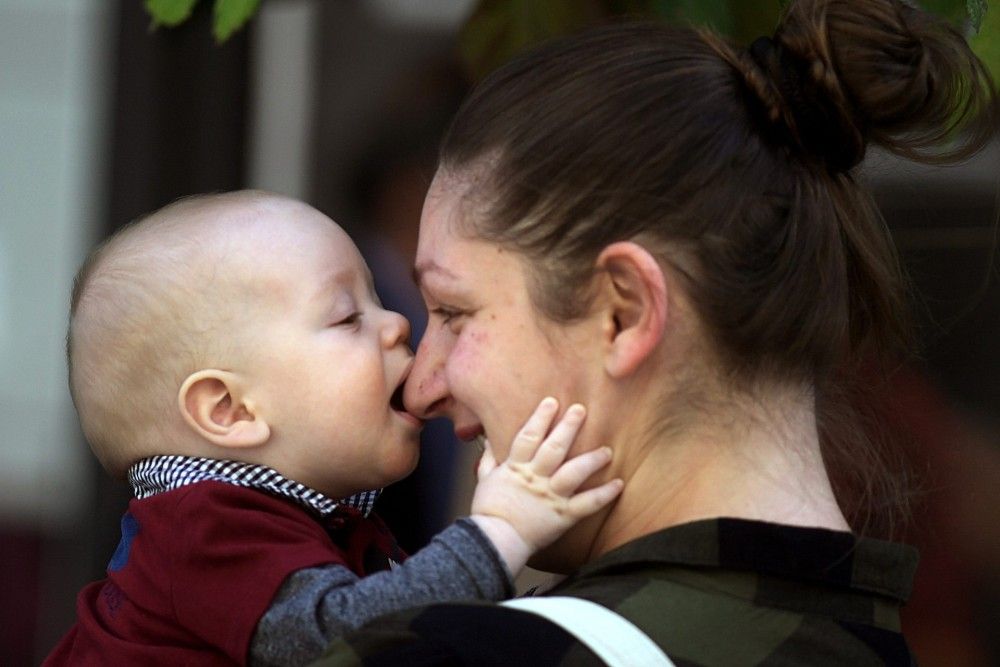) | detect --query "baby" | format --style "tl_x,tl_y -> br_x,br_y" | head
46,191 -> 622,666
